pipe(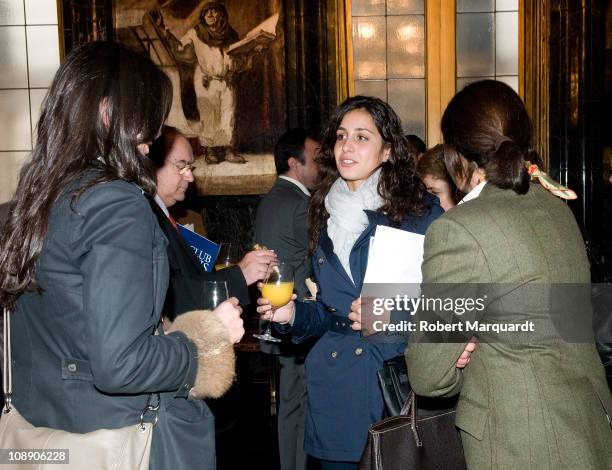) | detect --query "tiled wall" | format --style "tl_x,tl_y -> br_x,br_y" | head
0,0 -> 60,204
456,0 -> 519,91
351,0 -> 520,142
351,0 -> 426,140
